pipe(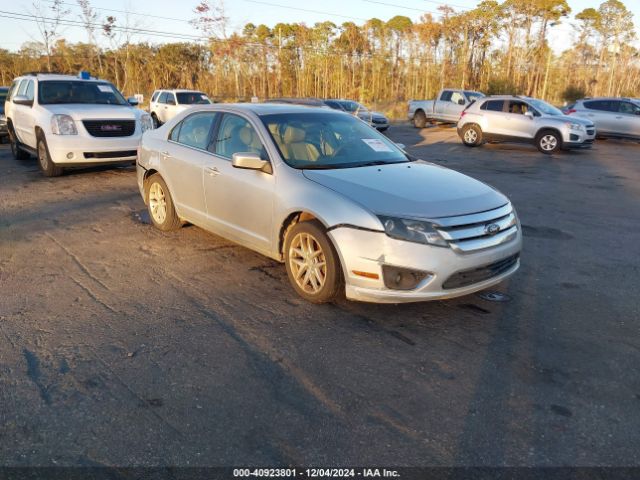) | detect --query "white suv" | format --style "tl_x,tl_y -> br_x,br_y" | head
149,89 -> 211,128
5,72 -> 153,177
